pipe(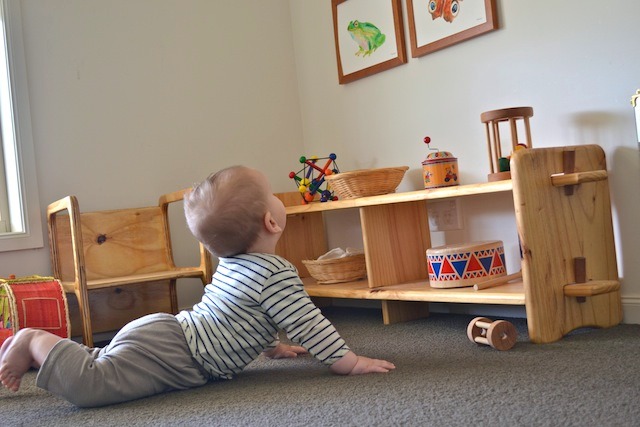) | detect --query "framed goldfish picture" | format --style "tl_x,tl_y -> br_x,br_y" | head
332,0 -> 407,84
407,0 -> 498,58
